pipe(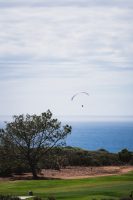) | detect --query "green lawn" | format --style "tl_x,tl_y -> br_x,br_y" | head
0,171 -> 133,200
